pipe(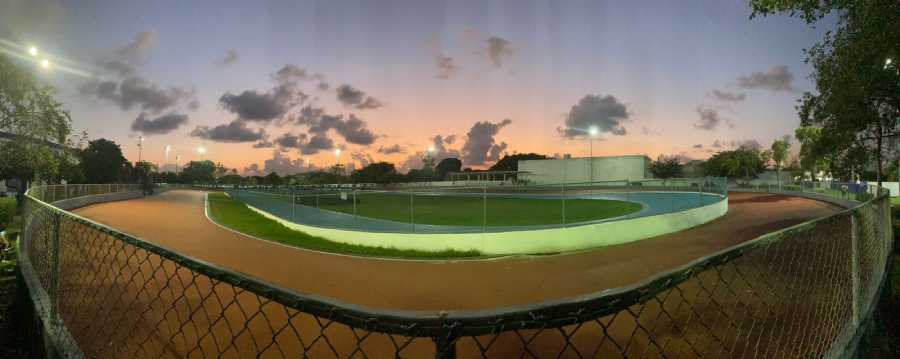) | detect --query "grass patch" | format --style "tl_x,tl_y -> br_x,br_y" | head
294,192 -> 642,226
206,192 -> 482,259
